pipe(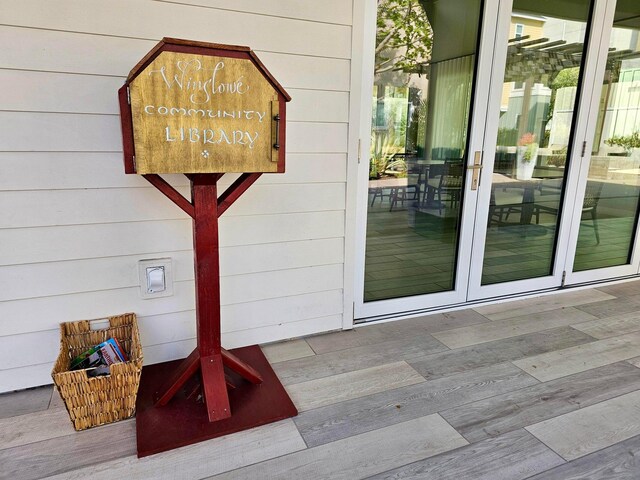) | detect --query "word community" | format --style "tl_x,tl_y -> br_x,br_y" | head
144,105 -> 267,121
165,126 -> 259,149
